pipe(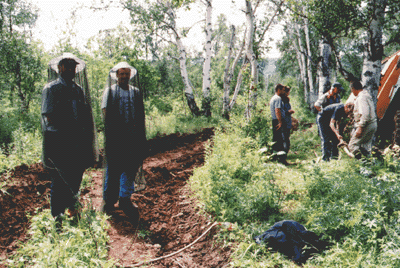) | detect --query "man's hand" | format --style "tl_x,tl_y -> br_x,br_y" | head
355,126 -> 363,138
337,139 -> 347,148
276,122 -> 282,130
